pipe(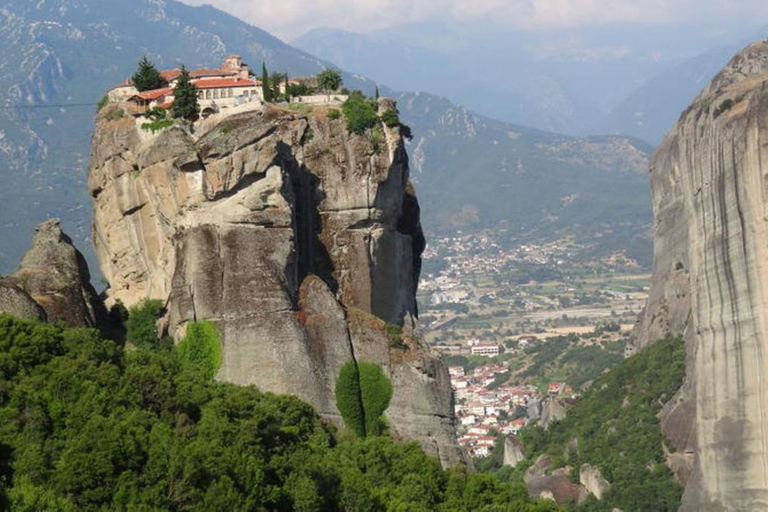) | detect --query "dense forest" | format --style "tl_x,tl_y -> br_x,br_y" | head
0,306 -> 561,511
